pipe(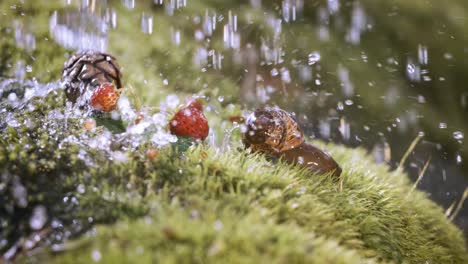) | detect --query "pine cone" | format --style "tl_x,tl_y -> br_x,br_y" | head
62,51 -> 122,103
